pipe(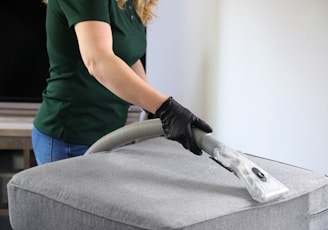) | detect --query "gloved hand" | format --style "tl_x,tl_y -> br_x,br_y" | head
155,97 -> 213,155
